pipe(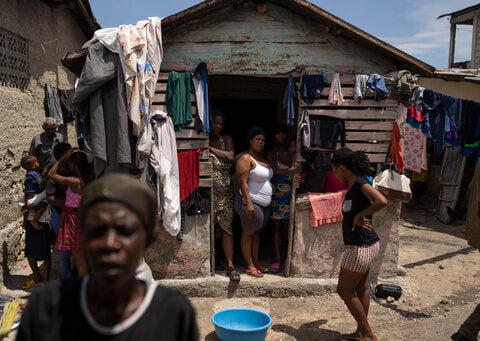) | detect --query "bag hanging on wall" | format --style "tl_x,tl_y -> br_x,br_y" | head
373,168 -> 412,202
